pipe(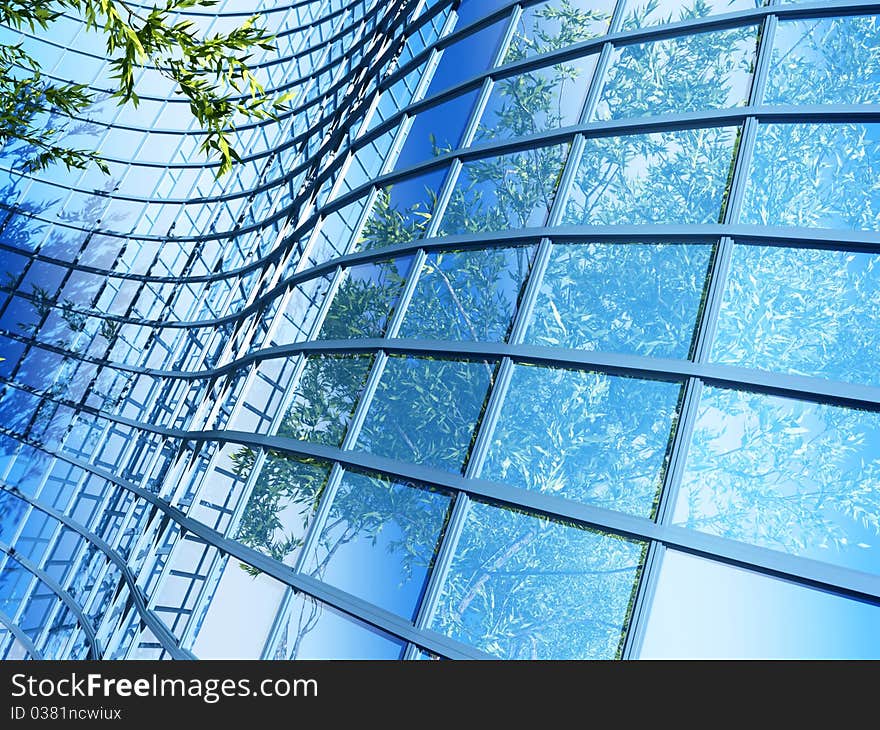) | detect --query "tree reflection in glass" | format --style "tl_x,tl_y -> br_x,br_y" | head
712,244 -> 880,386
398,245 -> 536,342
675,387 -> 880,575
430,500 -> 645,659
525,241 -> 713,358
355,355 -> 496,474
564,127 -> 738,225
481,364 -> 682,517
